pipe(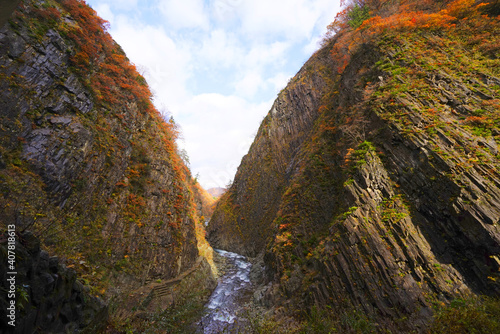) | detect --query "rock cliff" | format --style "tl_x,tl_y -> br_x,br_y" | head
0,231 -> 107,333
0,0 -> 211,331
208,0 -> 500,330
